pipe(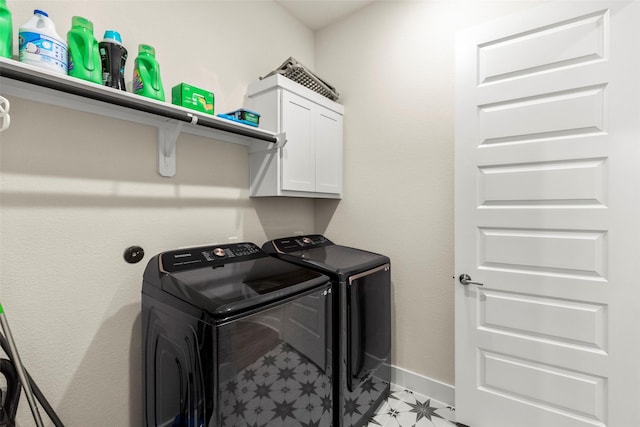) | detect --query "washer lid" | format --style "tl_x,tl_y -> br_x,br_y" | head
146,242 -> 329,319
